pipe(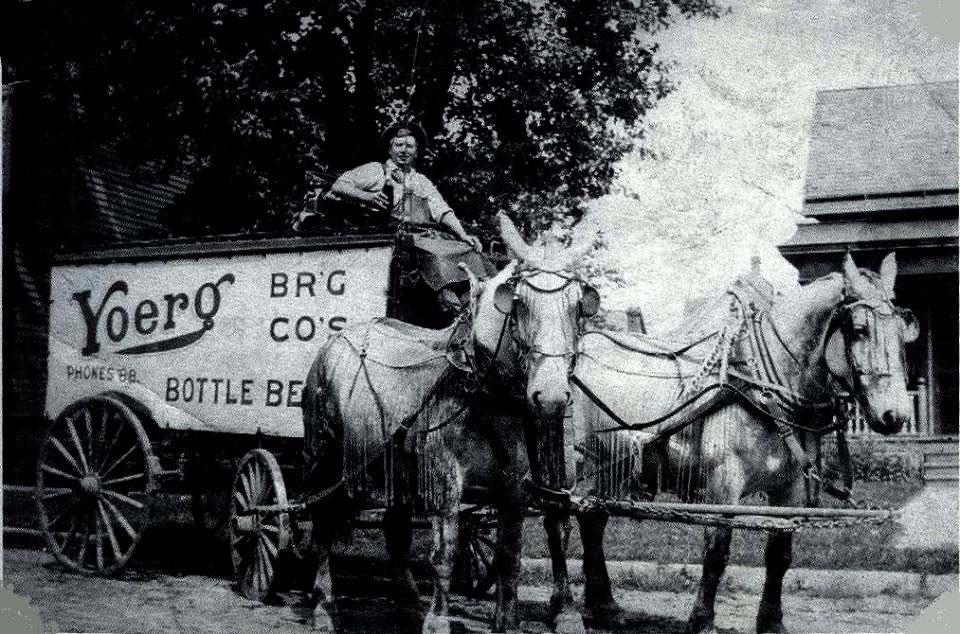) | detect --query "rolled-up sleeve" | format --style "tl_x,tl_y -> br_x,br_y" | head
333,162 -> 385,192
